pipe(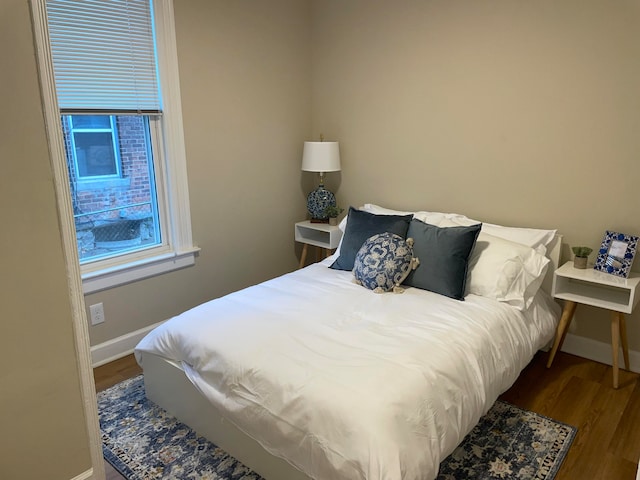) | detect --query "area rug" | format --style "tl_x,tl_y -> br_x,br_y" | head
98,375 -> 576,479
